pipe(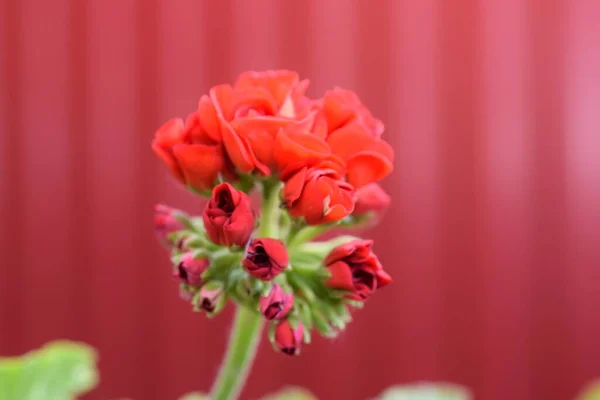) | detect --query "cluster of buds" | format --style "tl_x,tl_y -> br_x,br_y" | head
153,70 -> 393,356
